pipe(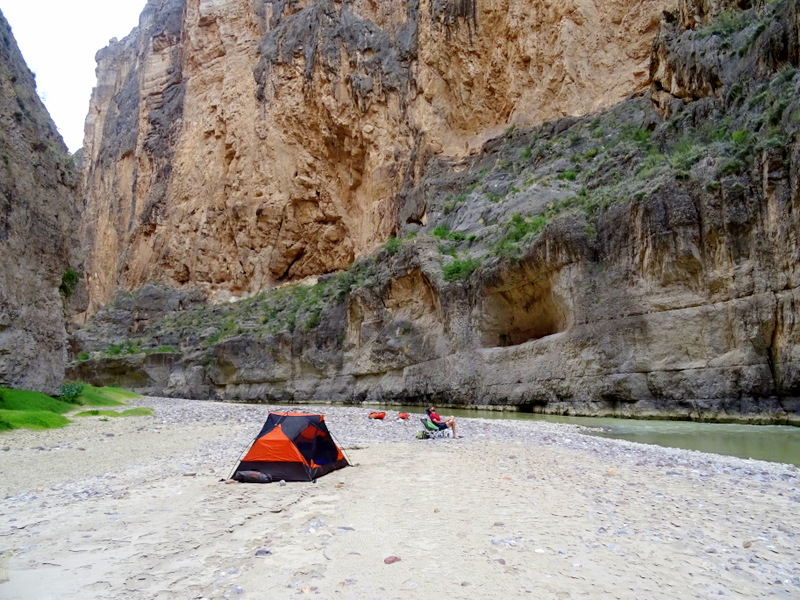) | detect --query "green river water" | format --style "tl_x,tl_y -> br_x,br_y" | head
364,405 -> 800,466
